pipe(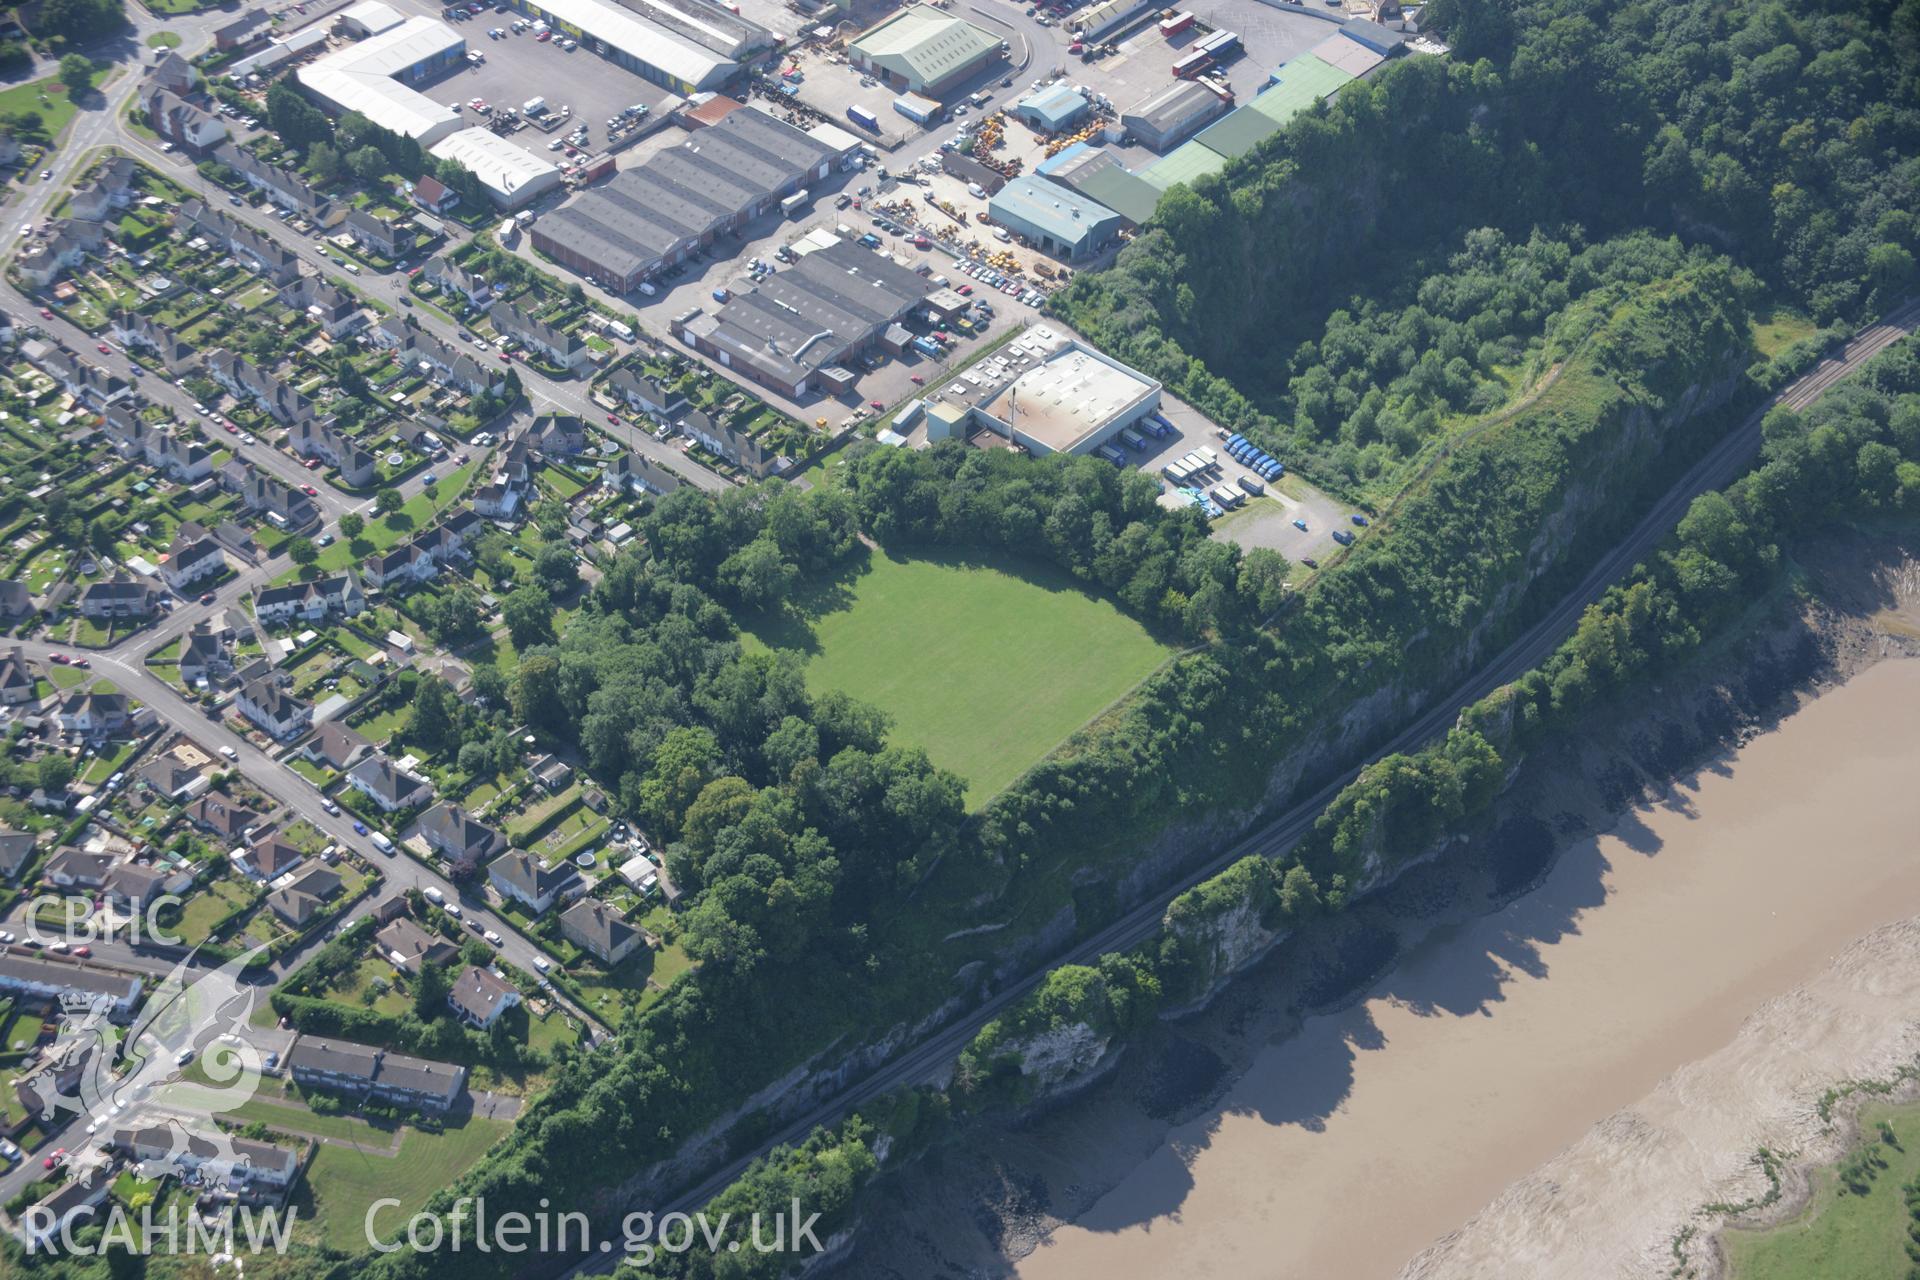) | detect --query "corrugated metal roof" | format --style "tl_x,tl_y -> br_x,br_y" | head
1137,138 -> 1228,190
987,173 -> 1124,245
297,17 -> 464,143
851,5 -> 1000,87
1069,165 -> 1161,225
1247,52 -> 1353,126
1190,102 -> 1283,160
